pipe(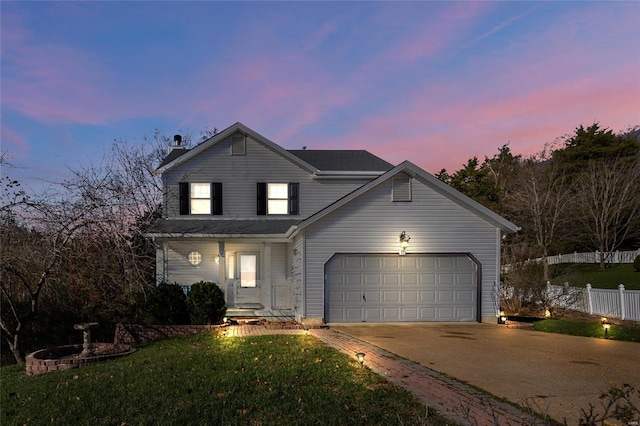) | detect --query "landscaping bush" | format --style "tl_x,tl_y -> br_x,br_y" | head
634,254 -> 640,272
143,283 -> 190,325
187,281 -> 226,324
